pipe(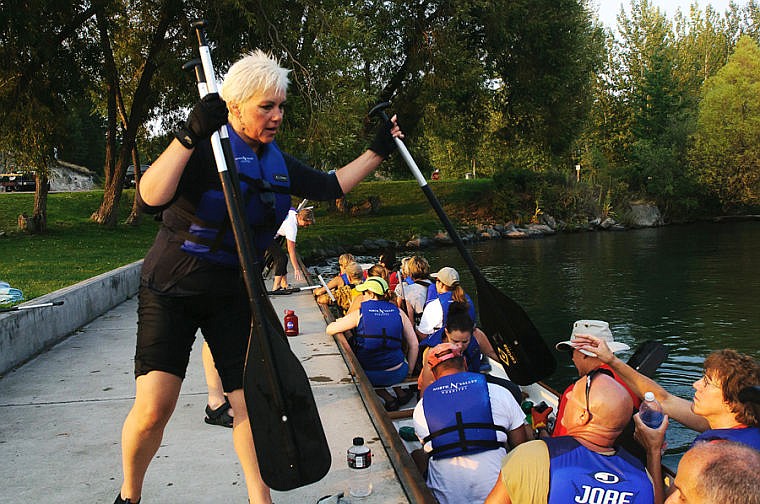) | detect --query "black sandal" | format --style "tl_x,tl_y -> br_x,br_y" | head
384,398 -> 400,412
396,388 -> 415,406
204,398 -> 233,428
